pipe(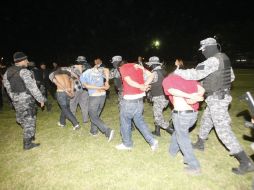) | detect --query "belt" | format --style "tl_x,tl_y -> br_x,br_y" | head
173,110 -> 196,114
123,98 -> 143,102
